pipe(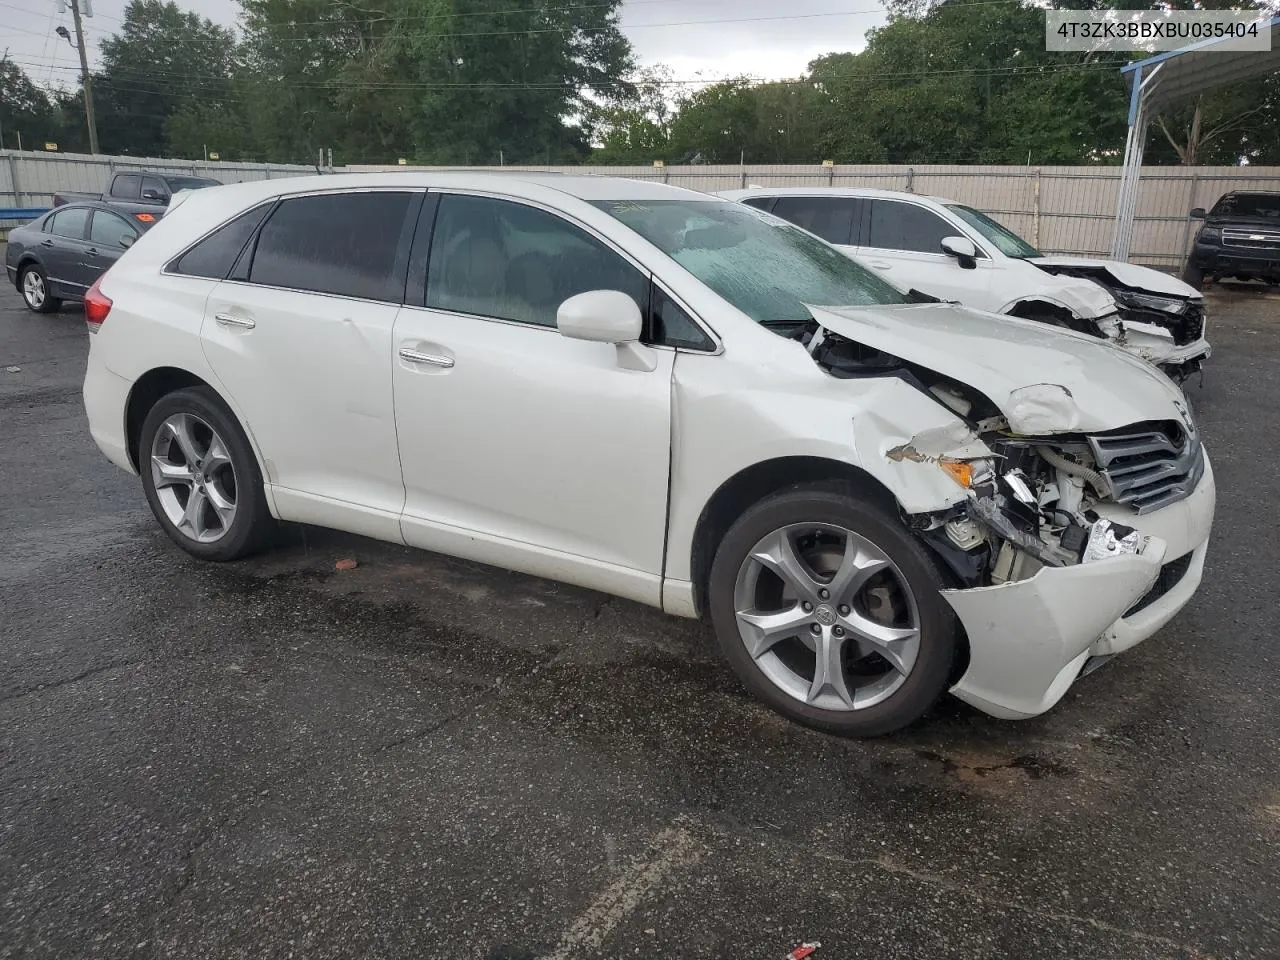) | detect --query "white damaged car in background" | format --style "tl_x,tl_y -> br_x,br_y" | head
83,177 -> 1214,736
719,187 -> 1212,383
